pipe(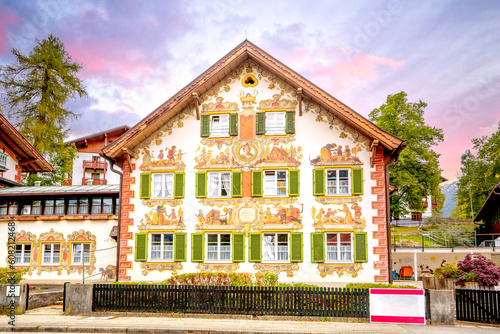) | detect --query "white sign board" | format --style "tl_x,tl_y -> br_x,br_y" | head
6,285 -> 20,297
370,288 -> 425,324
